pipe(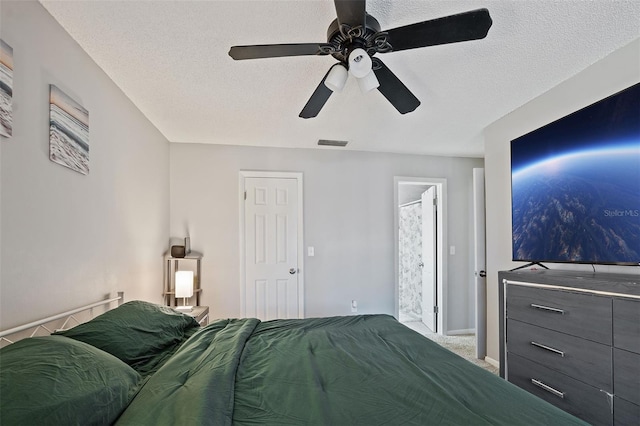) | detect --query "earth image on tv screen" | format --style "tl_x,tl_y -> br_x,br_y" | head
512,148 -> 640,264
